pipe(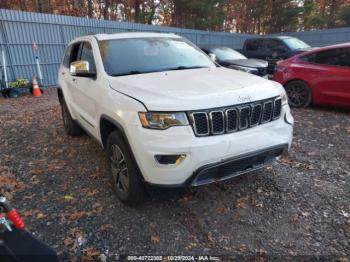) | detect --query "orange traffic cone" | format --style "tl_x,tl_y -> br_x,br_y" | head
32,76 -> 42,97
